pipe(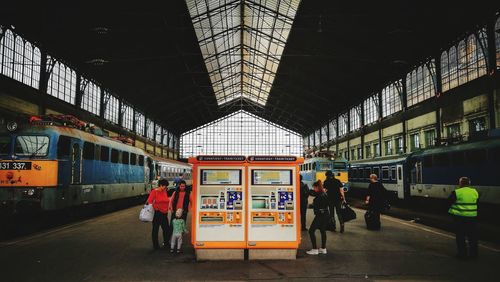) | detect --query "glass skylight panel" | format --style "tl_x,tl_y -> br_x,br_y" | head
187,0 -> 300,106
